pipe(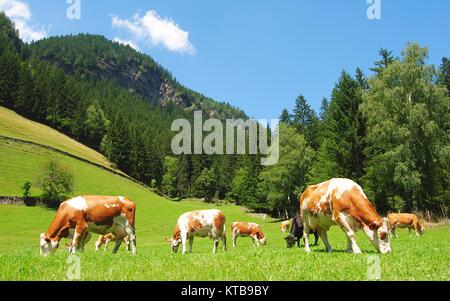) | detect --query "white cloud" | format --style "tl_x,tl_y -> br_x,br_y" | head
113,37 -> 140,52
112,10 -> 196,55
0,0 -> 48,42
